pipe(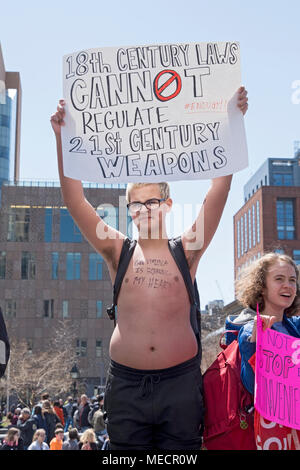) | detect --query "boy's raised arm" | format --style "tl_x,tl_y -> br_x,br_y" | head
50,100 -> 125,265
